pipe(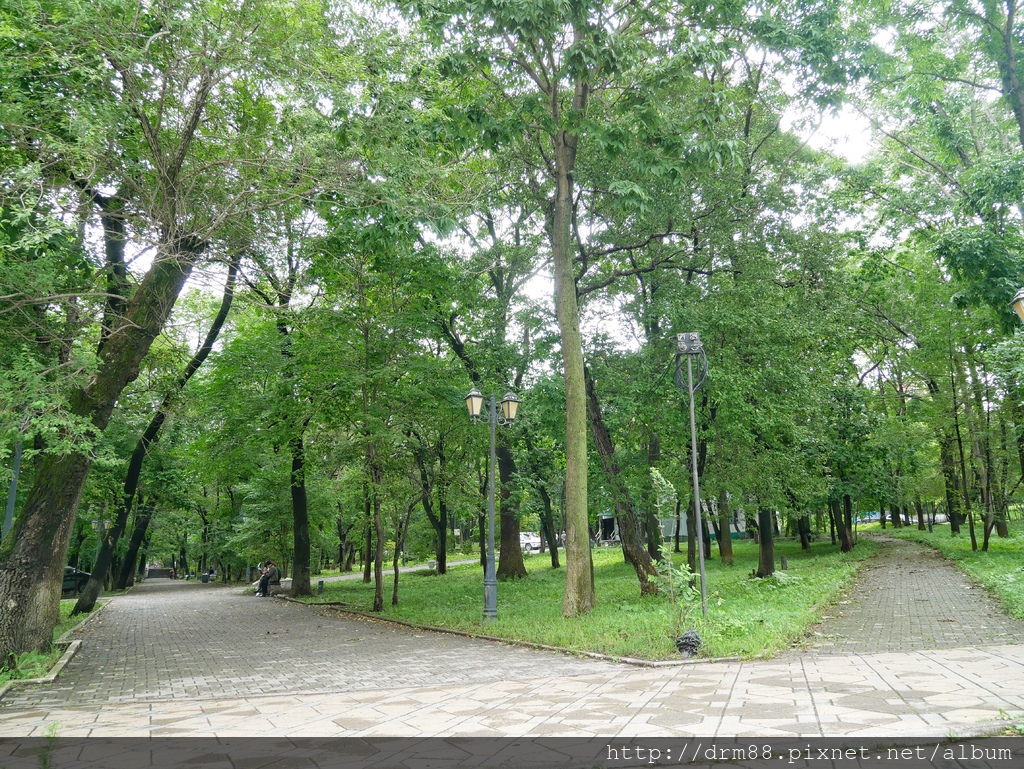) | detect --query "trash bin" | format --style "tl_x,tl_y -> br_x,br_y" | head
201,573 -> 209,583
